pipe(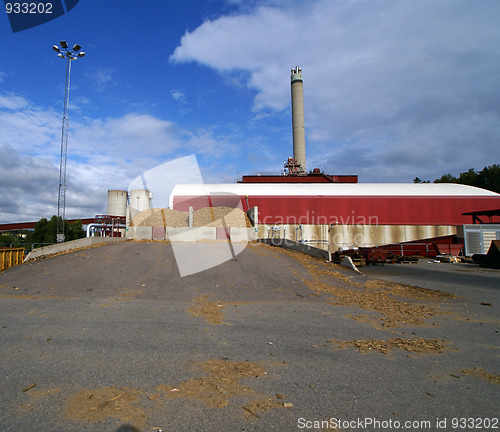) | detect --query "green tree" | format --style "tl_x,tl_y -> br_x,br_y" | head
0,233 -> 16,245
33,217 -> 50,244
477,164 -> 500,193
32,216 -> 85,244
413,177 -> 430,183
457,168 -> 479,187
66,219 -> 85,241
432,164 -> 500,193
434,173 -> 458,183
